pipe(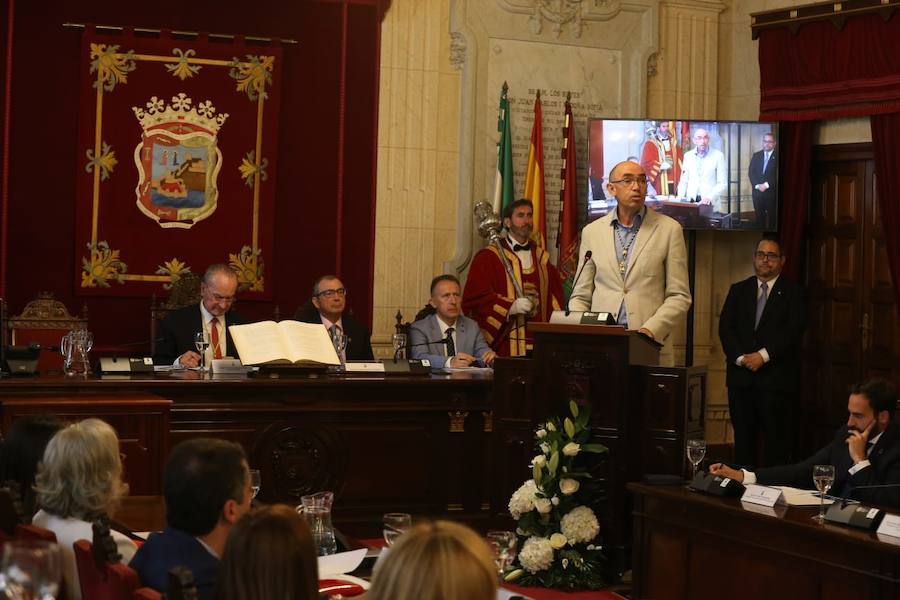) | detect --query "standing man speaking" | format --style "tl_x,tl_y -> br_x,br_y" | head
568,160 -> 691,346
